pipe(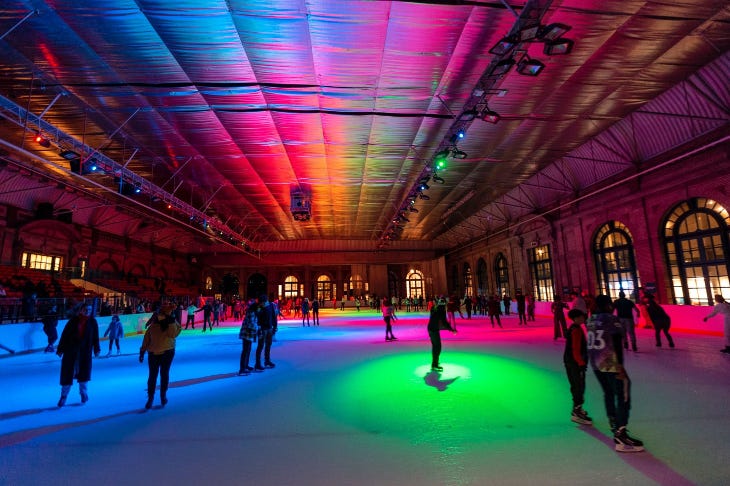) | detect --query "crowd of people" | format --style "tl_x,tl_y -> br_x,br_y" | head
6,284 -> 729,459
